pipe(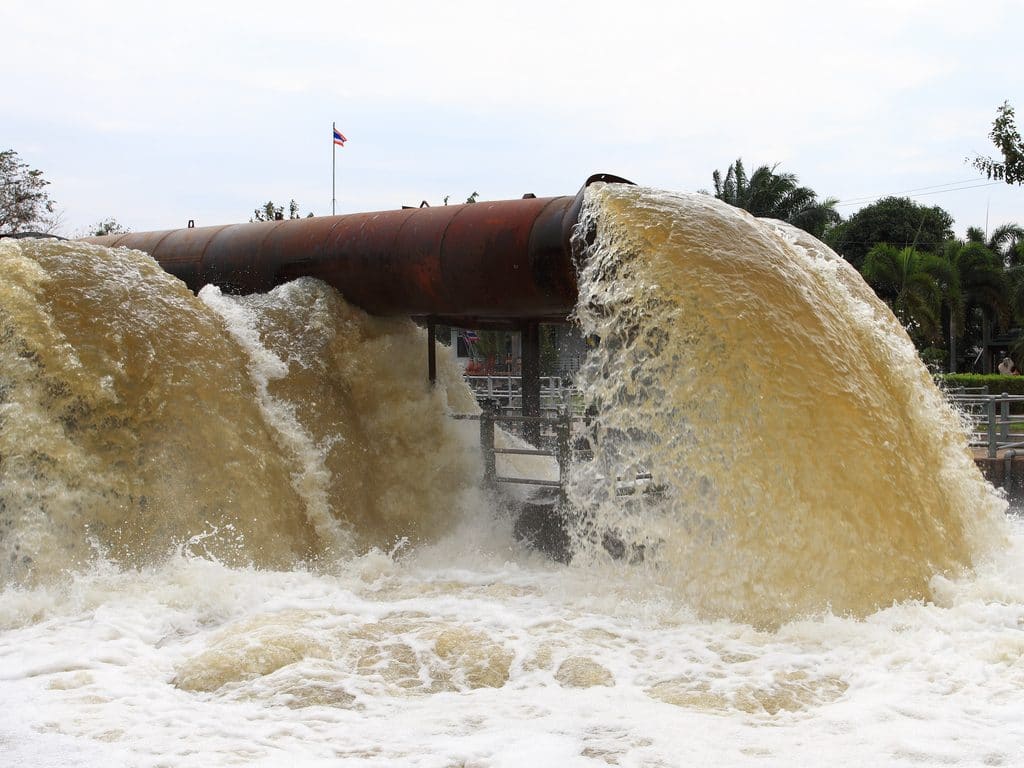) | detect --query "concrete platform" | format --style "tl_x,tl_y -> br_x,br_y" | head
974,448 -> 1024,499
